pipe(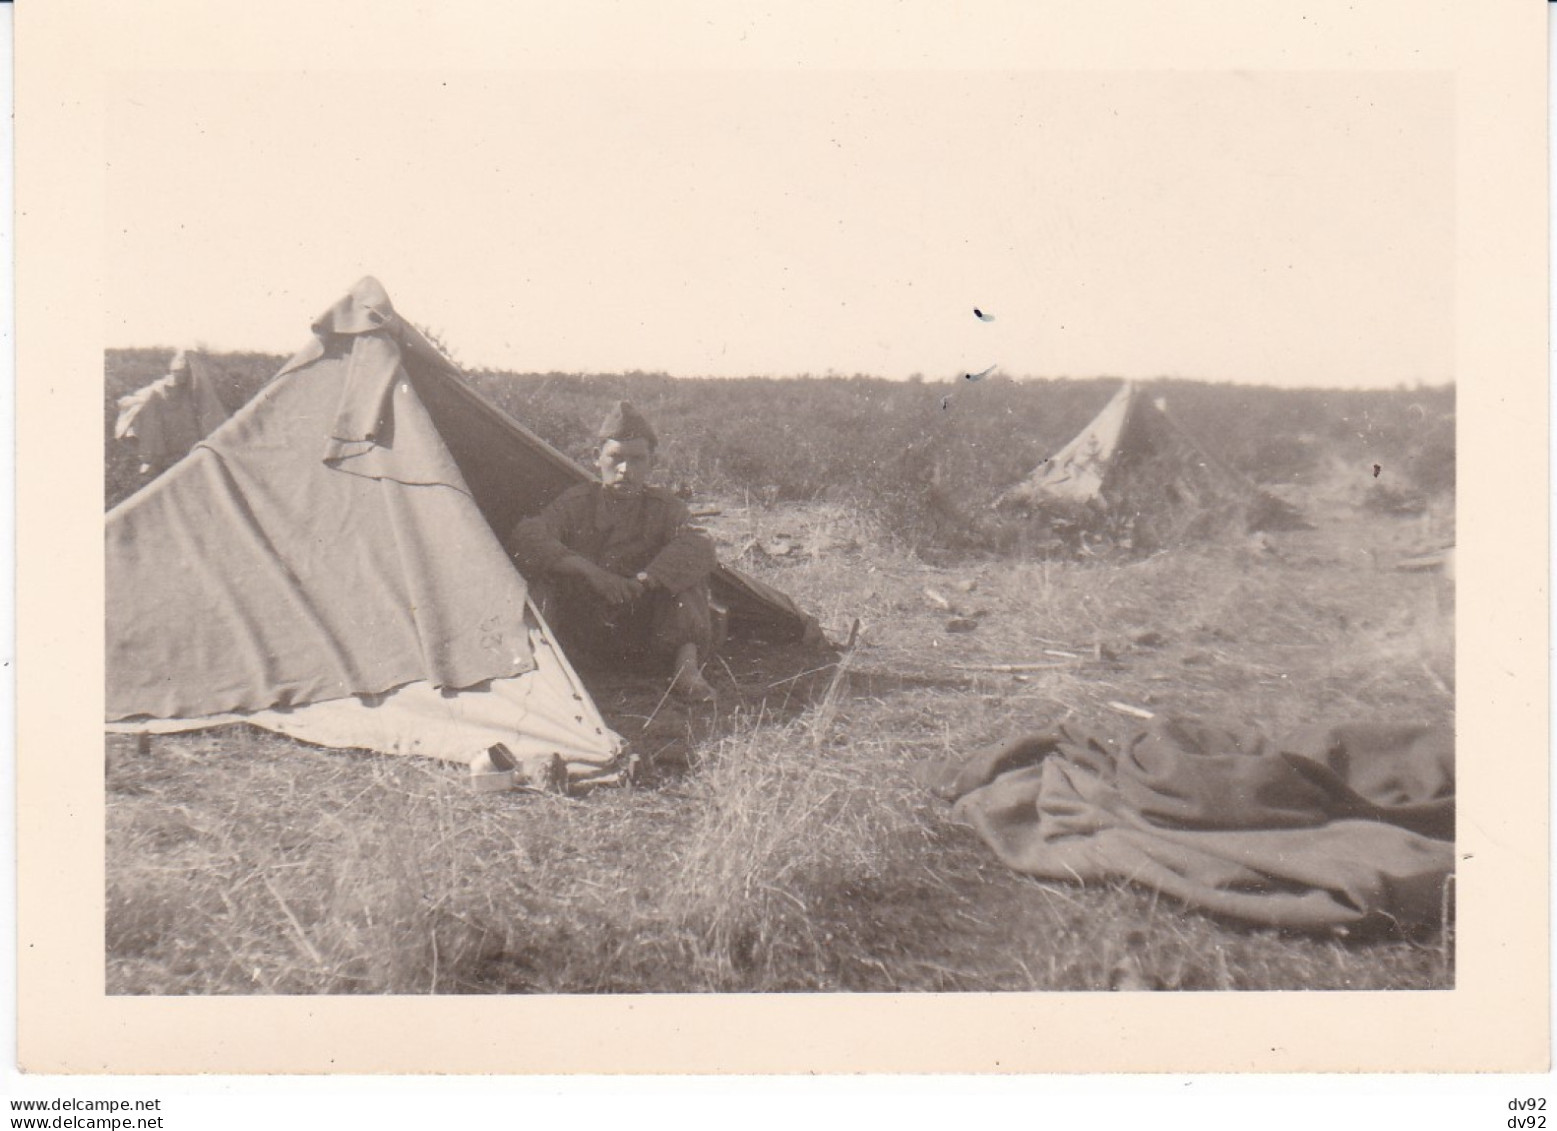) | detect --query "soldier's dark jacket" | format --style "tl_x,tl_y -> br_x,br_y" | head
508,482 -> 716,591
